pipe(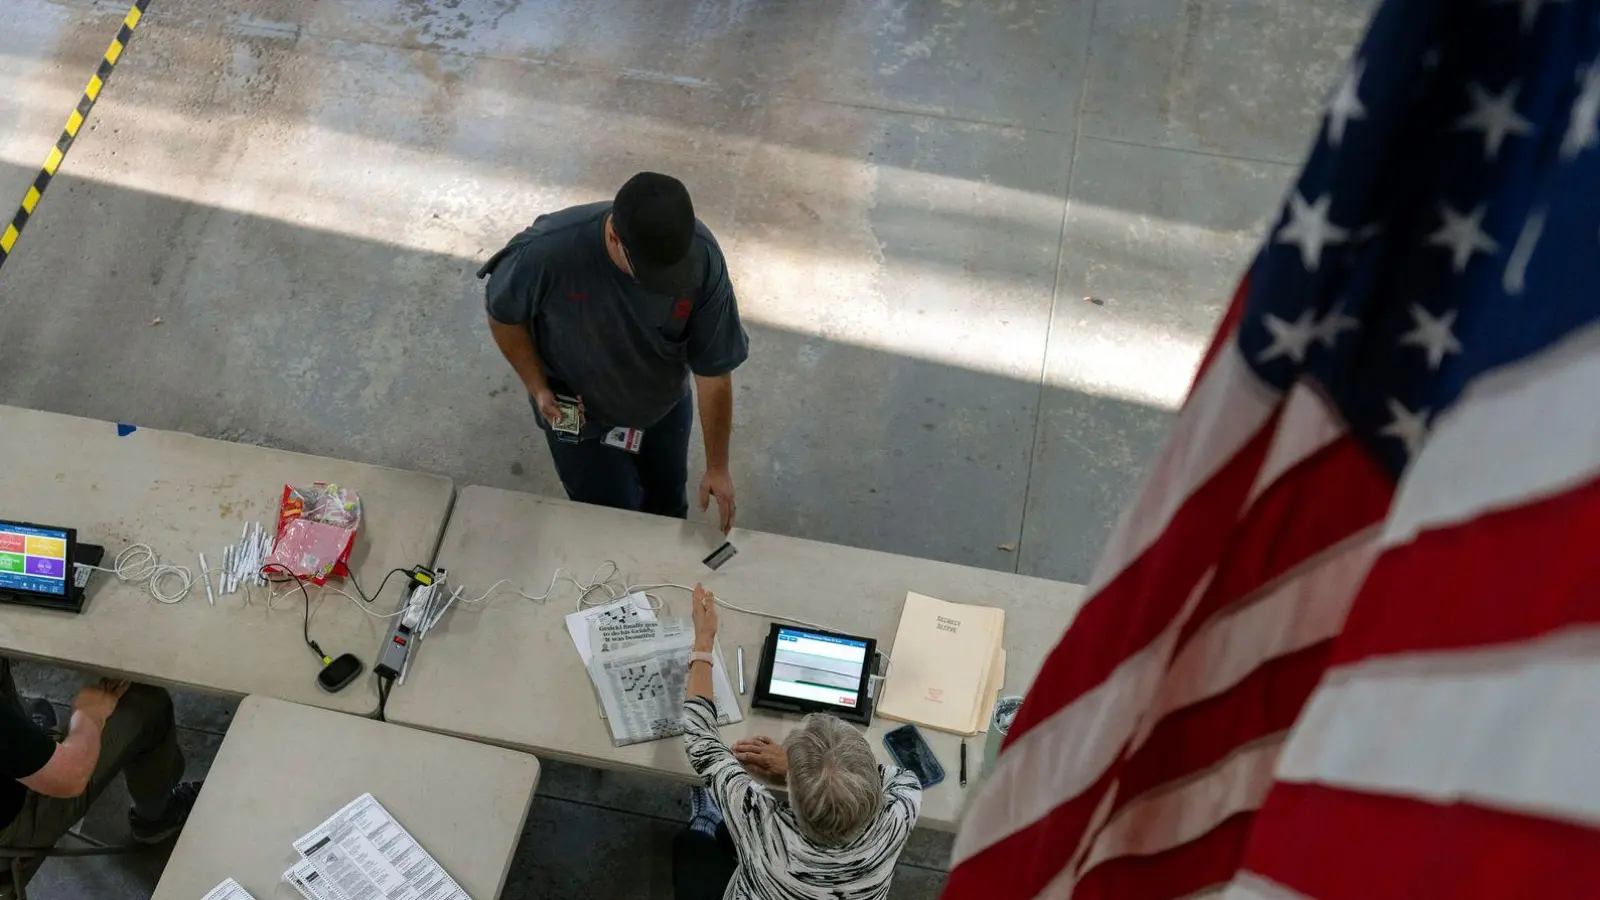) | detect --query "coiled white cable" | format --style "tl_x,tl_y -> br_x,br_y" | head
80,544 -> 194,604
